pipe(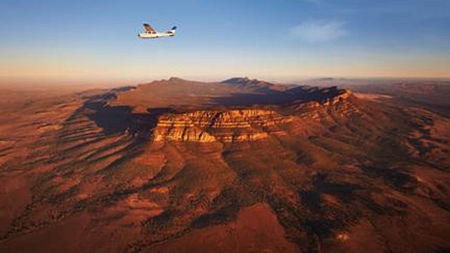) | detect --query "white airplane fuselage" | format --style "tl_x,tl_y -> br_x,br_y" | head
138,32 -> 175,39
